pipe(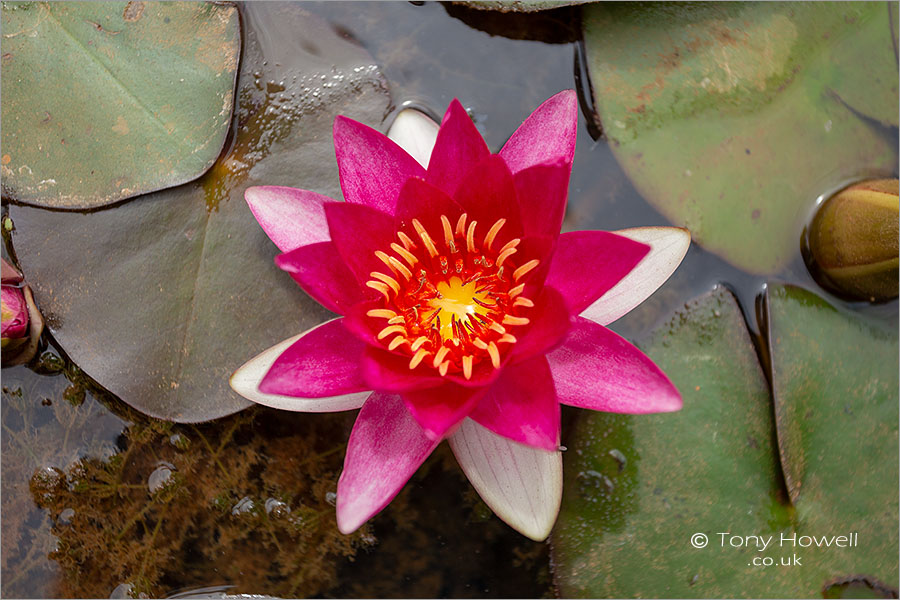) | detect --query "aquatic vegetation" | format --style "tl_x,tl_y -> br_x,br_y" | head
232,91 -> 690,540
3,359 -> 370,598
